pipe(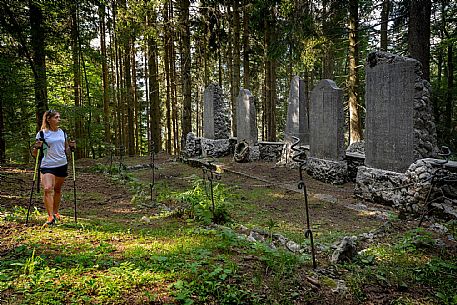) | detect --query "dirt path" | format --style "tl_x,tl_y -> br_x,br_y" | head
0,154 -> 395,236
